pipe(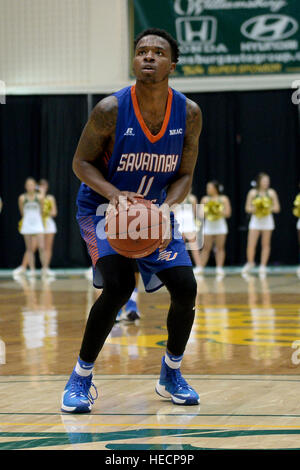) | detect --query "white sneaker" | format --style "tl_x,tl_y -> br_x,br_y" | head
258,265 -> 267,278
42,268 -> 56,277
27,270 -> 36,278
241,262 -> 254,274
85,267 -> 93,280
216,267 -> 225,276
12,266 -> 26,276
193,266 -> 203,275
